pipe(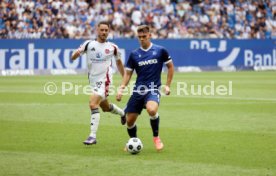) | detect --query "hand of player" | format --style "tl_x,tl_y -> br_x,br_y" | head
164,85 -> 170,95
116,92 -> 122,101
116,86 -> 124,101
